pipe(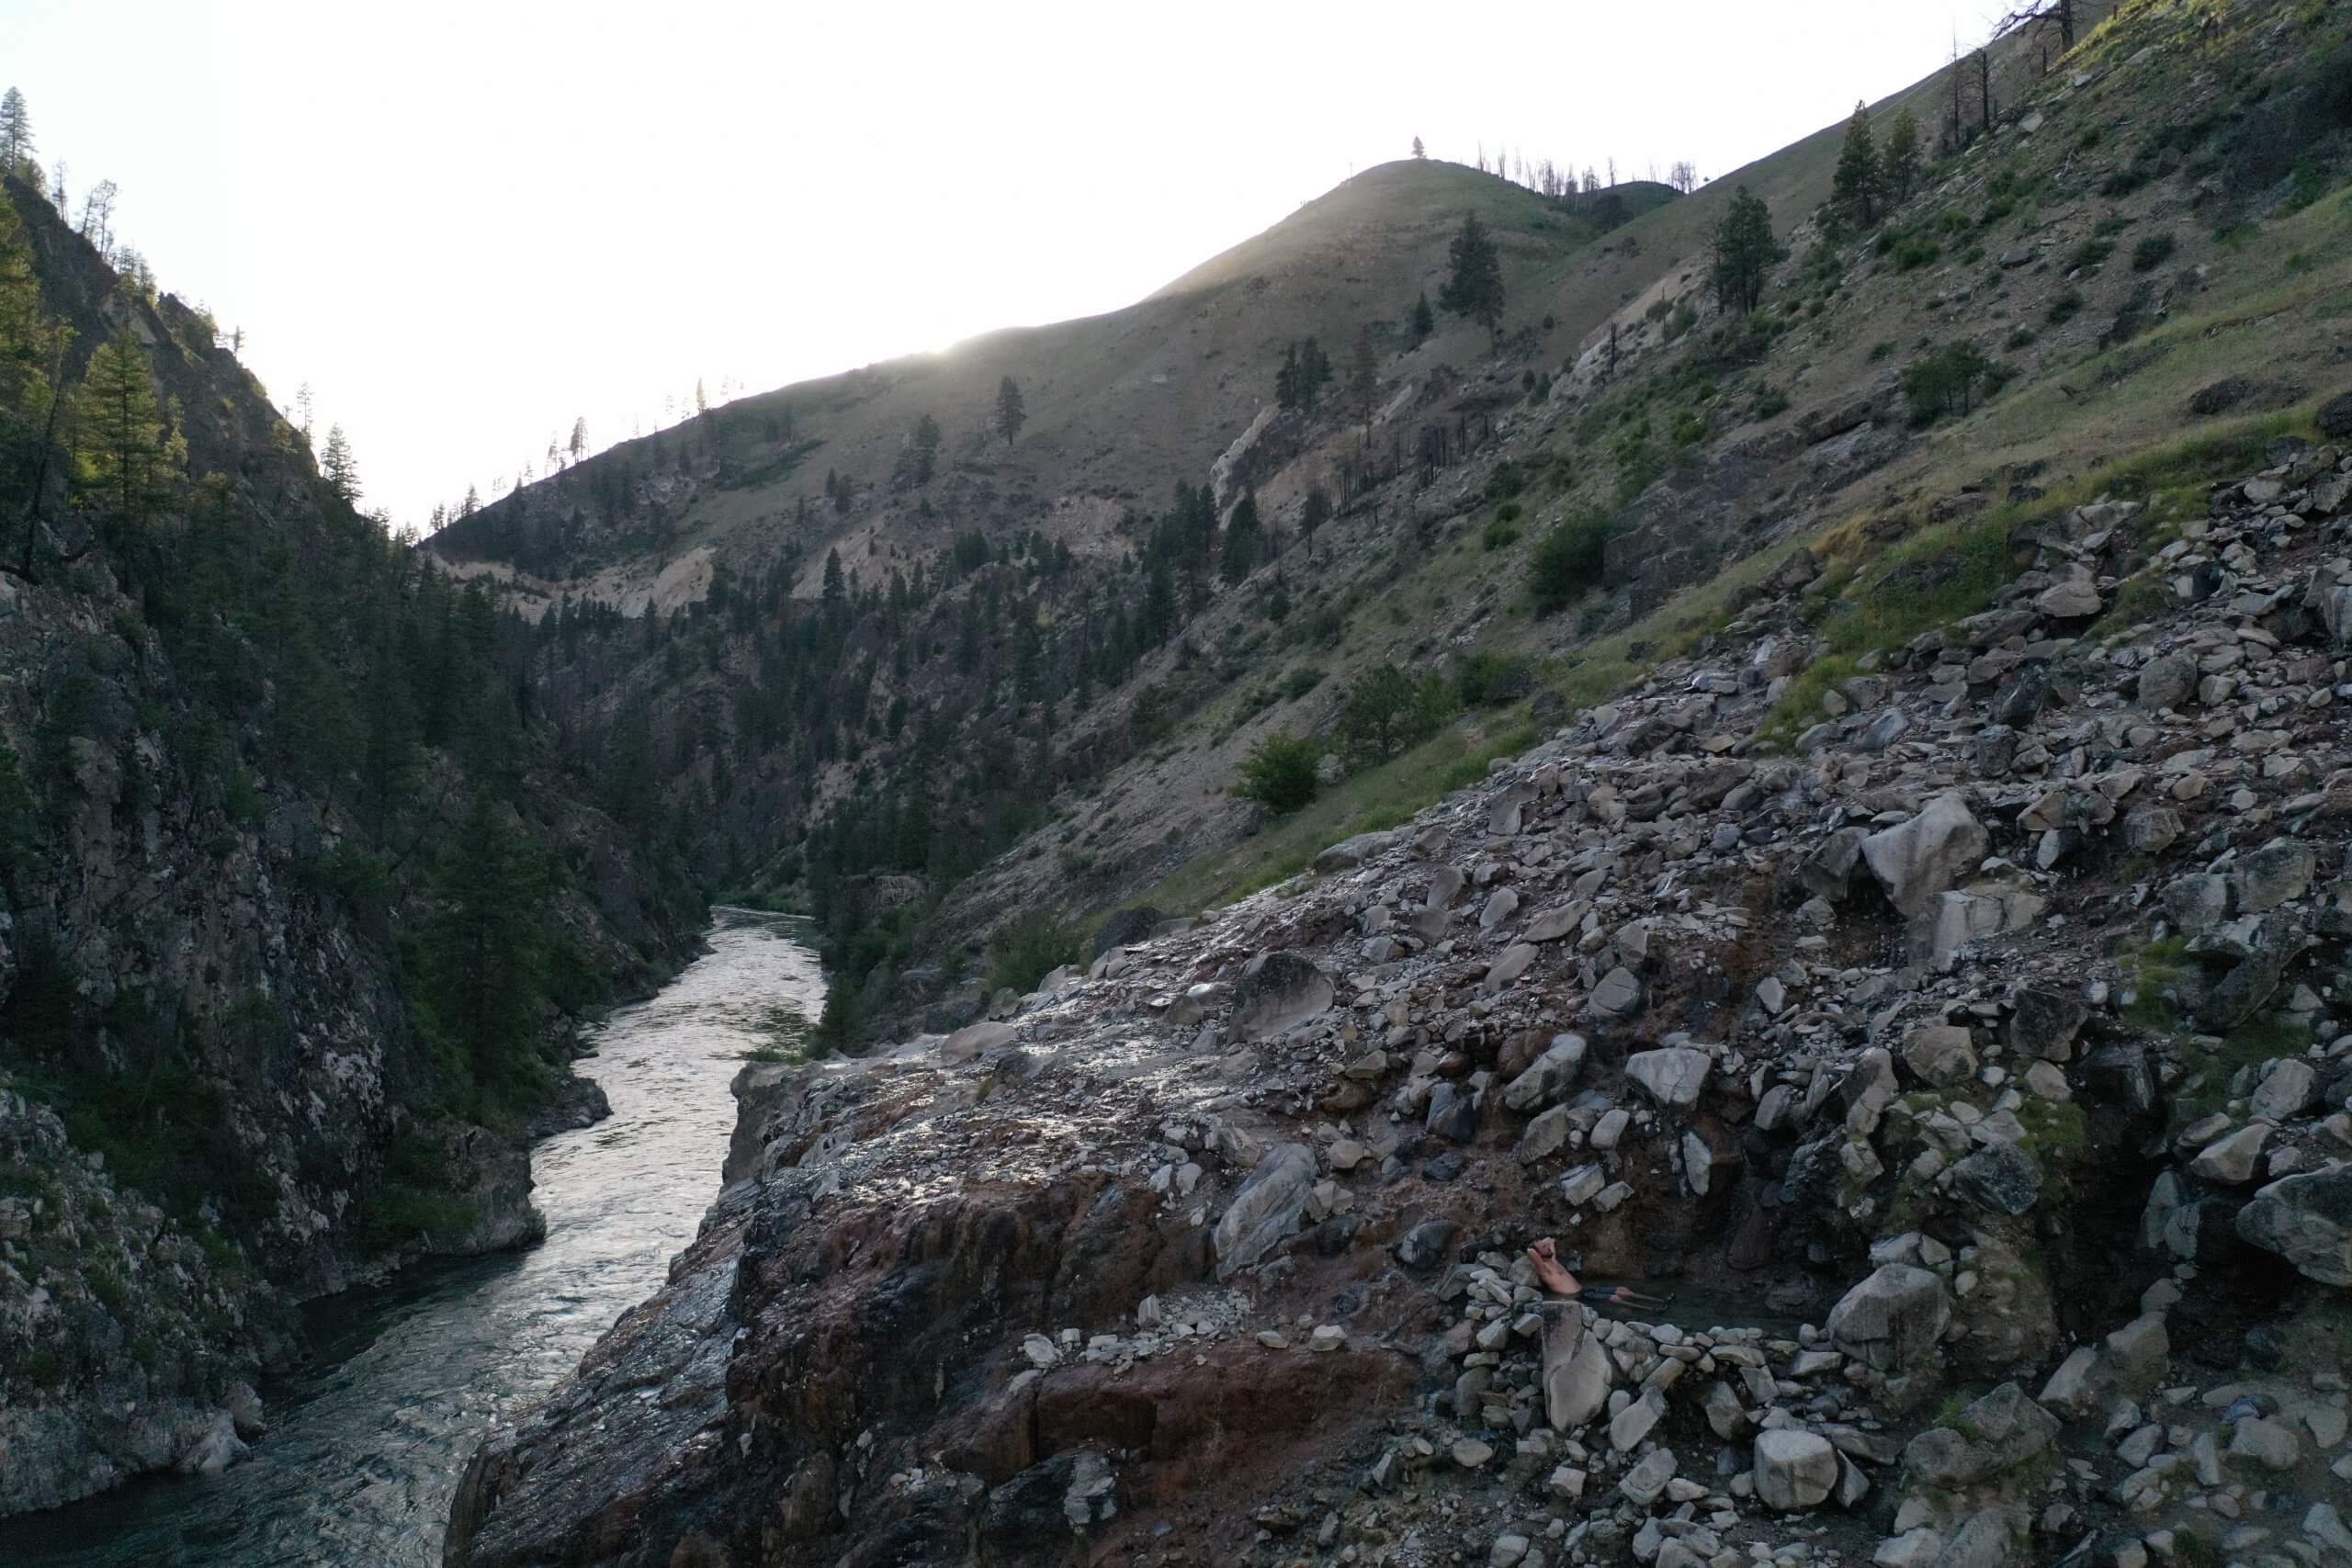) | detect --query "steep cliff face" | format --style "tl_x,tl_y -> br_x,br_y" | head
0,179 -> 699,1513
448,433 -> 2352,1567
